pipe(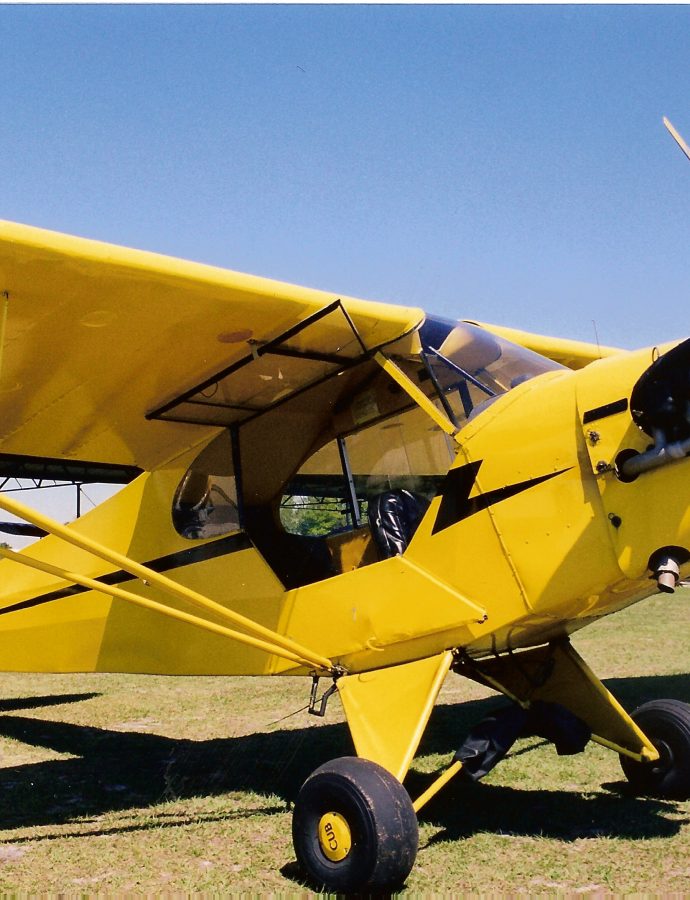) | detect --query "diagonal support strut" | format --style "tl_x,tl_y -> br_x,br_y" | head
0,491 -> 335,673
